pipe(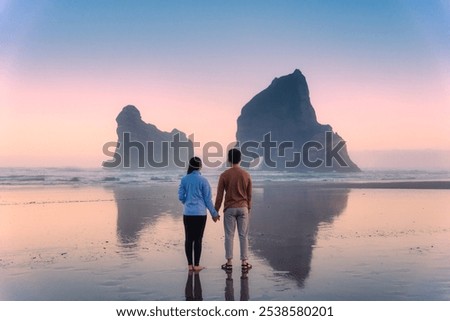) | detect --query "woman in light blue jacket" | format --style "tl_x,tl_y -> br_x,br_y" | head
178,157 -> 220,272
